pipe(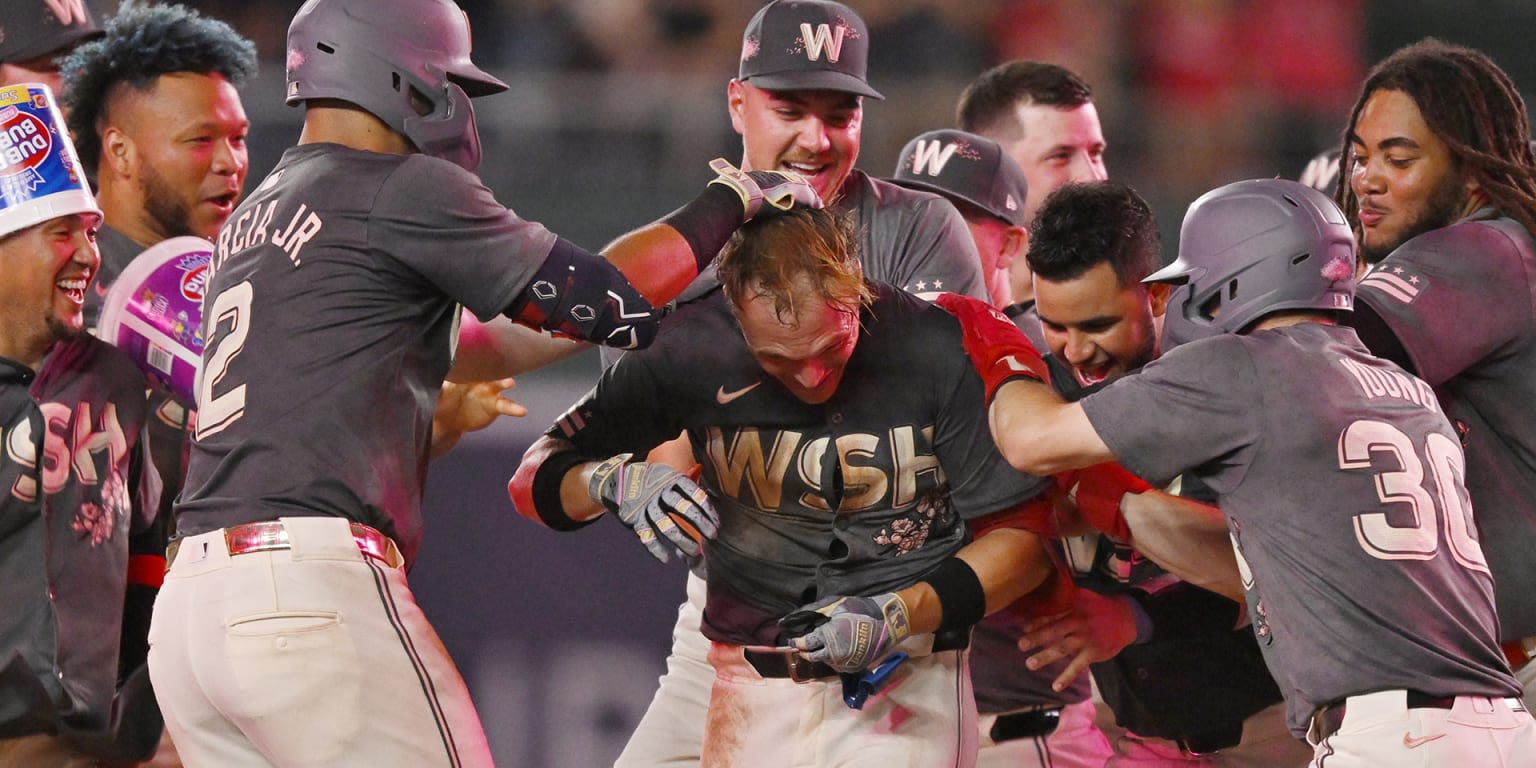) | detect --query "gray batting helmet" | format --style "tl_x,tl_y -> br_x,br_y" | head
284,0 -> 508,172
1148,178 -> 1355,347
